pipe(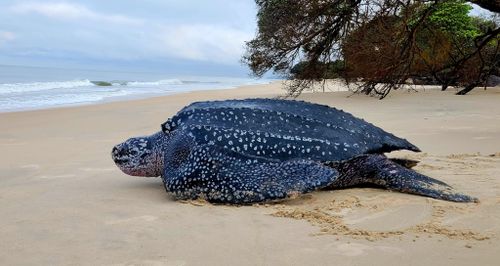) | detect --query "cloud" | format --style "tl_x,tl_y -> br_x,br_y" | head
0,31 -> 15,41
10,2 -> 142,25
469,4 -> 495,17
156,24 -> 253,64
2,1 -> 257,68
0,31 -> 16,46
